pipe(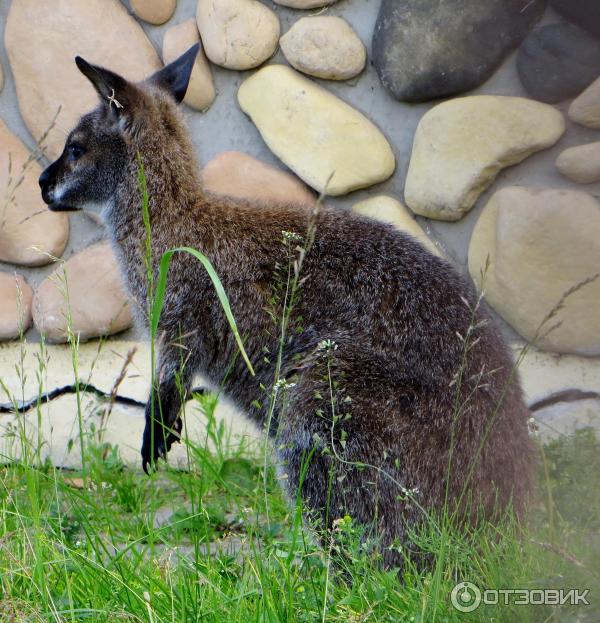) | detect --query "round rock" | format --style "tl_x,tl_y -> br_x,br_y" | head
550,0 -> 600,40
33,242 -> 133,343
275,0 -> 338,7
556,142 -> 600,184
352,196 -> 440,257
569,75 -> 600,129
372,0 -> 545,102
0,273 -> 33,340
404,96 -> 565,221
131,0 -> 176,25
196,0 -> 280,70
280,17 -> 365,80
468,187 -> 600,356
201,152 -> 315,206
0,119 -> 69,266
5,0 -> 161,161
238,65 -> 395,196
163,19 -> 215,111
517,23 -> 600,104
